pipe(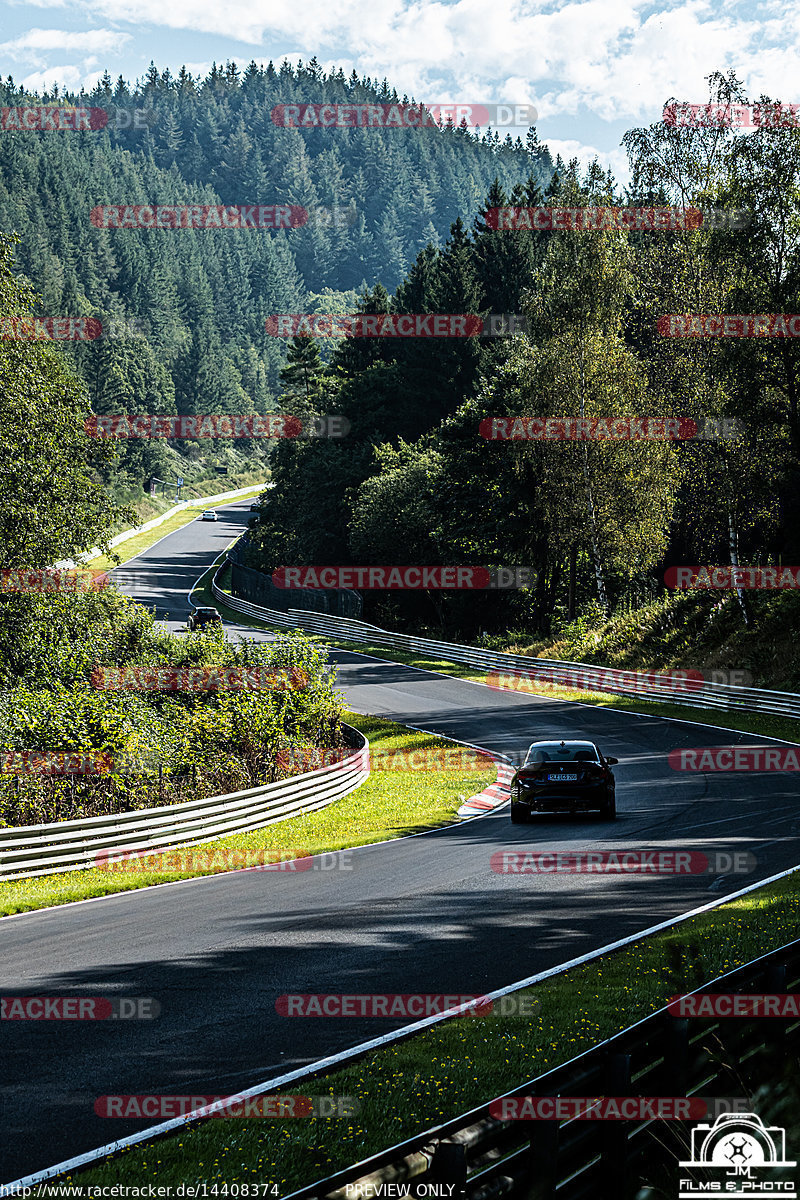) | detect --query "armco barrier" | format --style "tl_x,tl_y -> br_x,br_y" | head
211,566 -> 800,721
14,900 -> 800,1191
54,482 -> 271,569
0,725 -> 367,881
281,940 -> 800,1200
